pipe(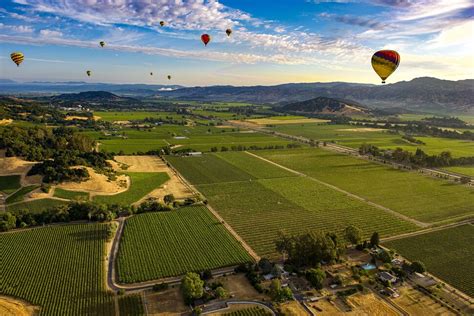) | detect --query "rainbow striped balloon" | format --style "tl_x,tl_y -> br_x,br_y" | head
371,50 -> 400,83
10,52 -> 24,67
